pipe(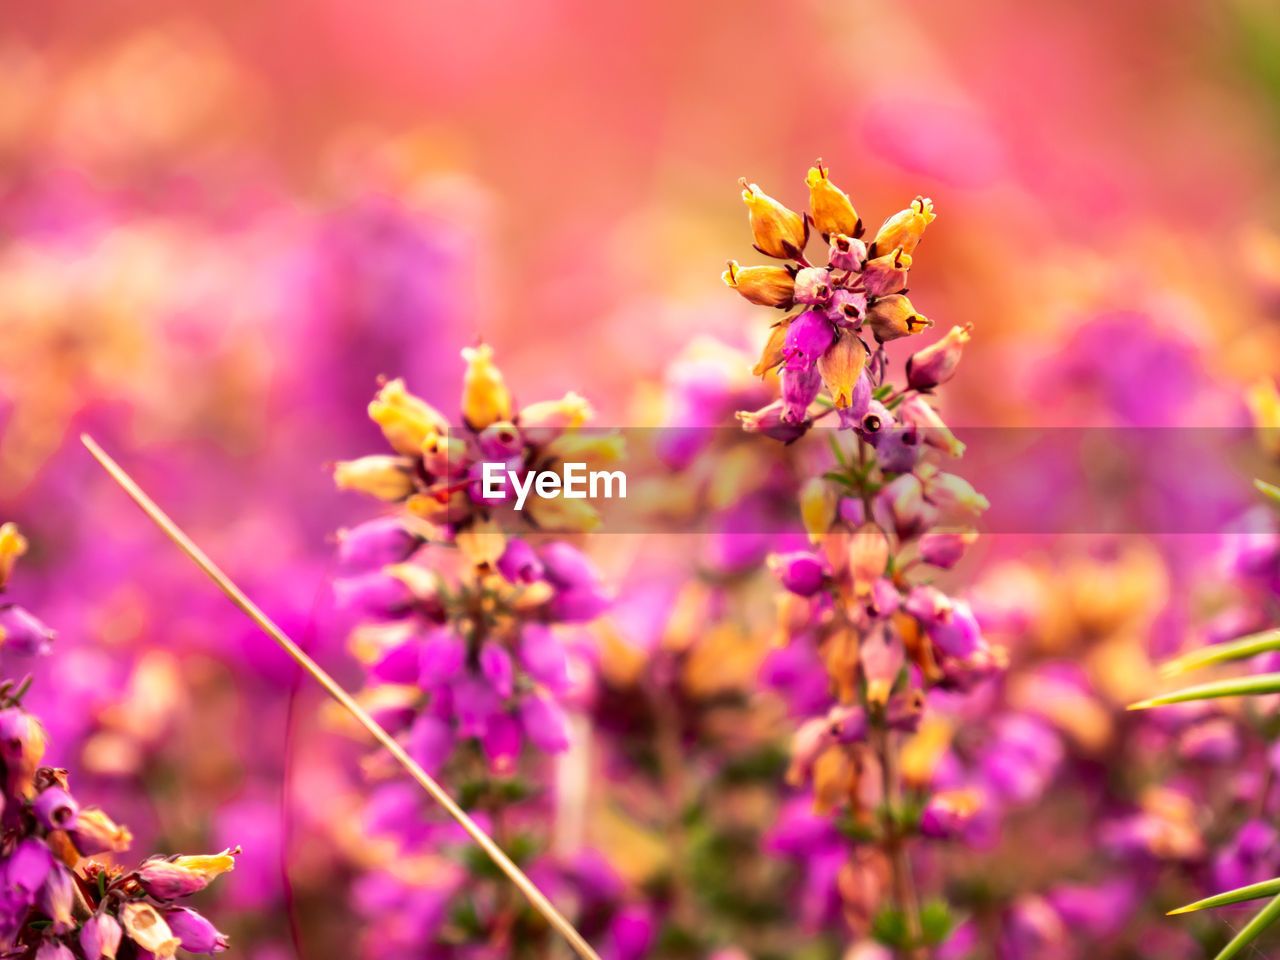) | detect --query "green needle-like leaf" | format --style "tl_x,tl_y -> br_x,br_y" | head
1128,672 -> 1280,710
1257,478 -> 1280,505
1160,629 -> 1280,678
1211,891 -> 1280,960
1170,878 -> 1280,915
